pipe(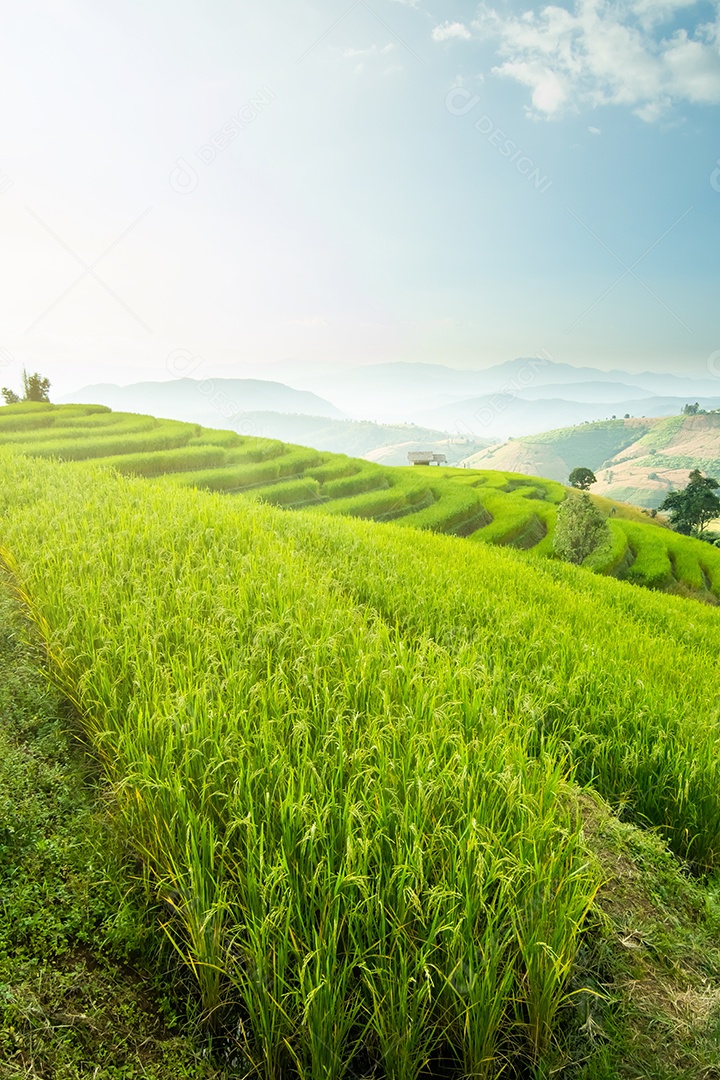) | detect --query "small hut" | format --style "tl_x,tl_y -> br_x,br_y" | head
408,451 -> 447,466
